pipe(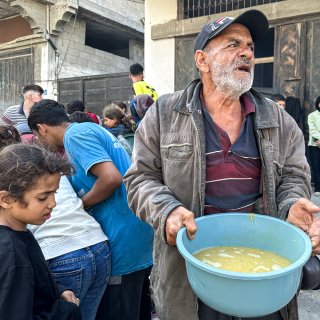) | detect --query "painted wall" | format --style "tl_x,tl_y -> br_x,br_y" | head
0,16 -> 32,44
144,0 -> 177,96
